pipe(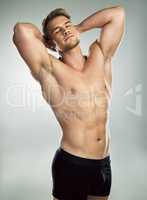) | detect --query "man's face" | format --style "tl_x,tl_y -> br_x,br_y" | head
47,16 -> 80,52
